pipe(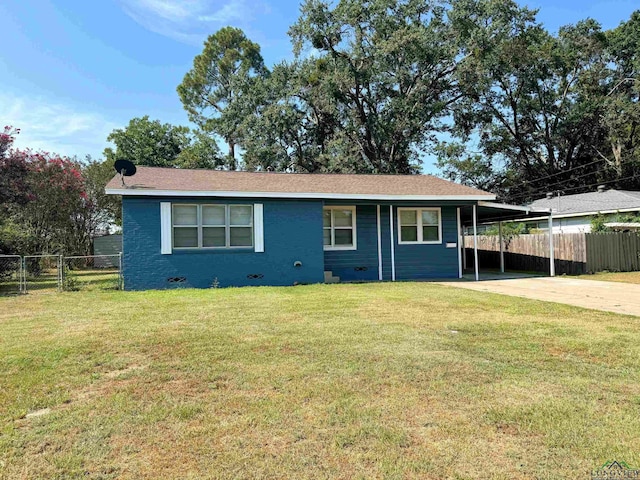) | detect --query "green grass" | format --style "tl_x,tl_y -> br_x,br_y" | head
577,271 -> 640,284
1,283 -> 639,479
61,268 -> 121,292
